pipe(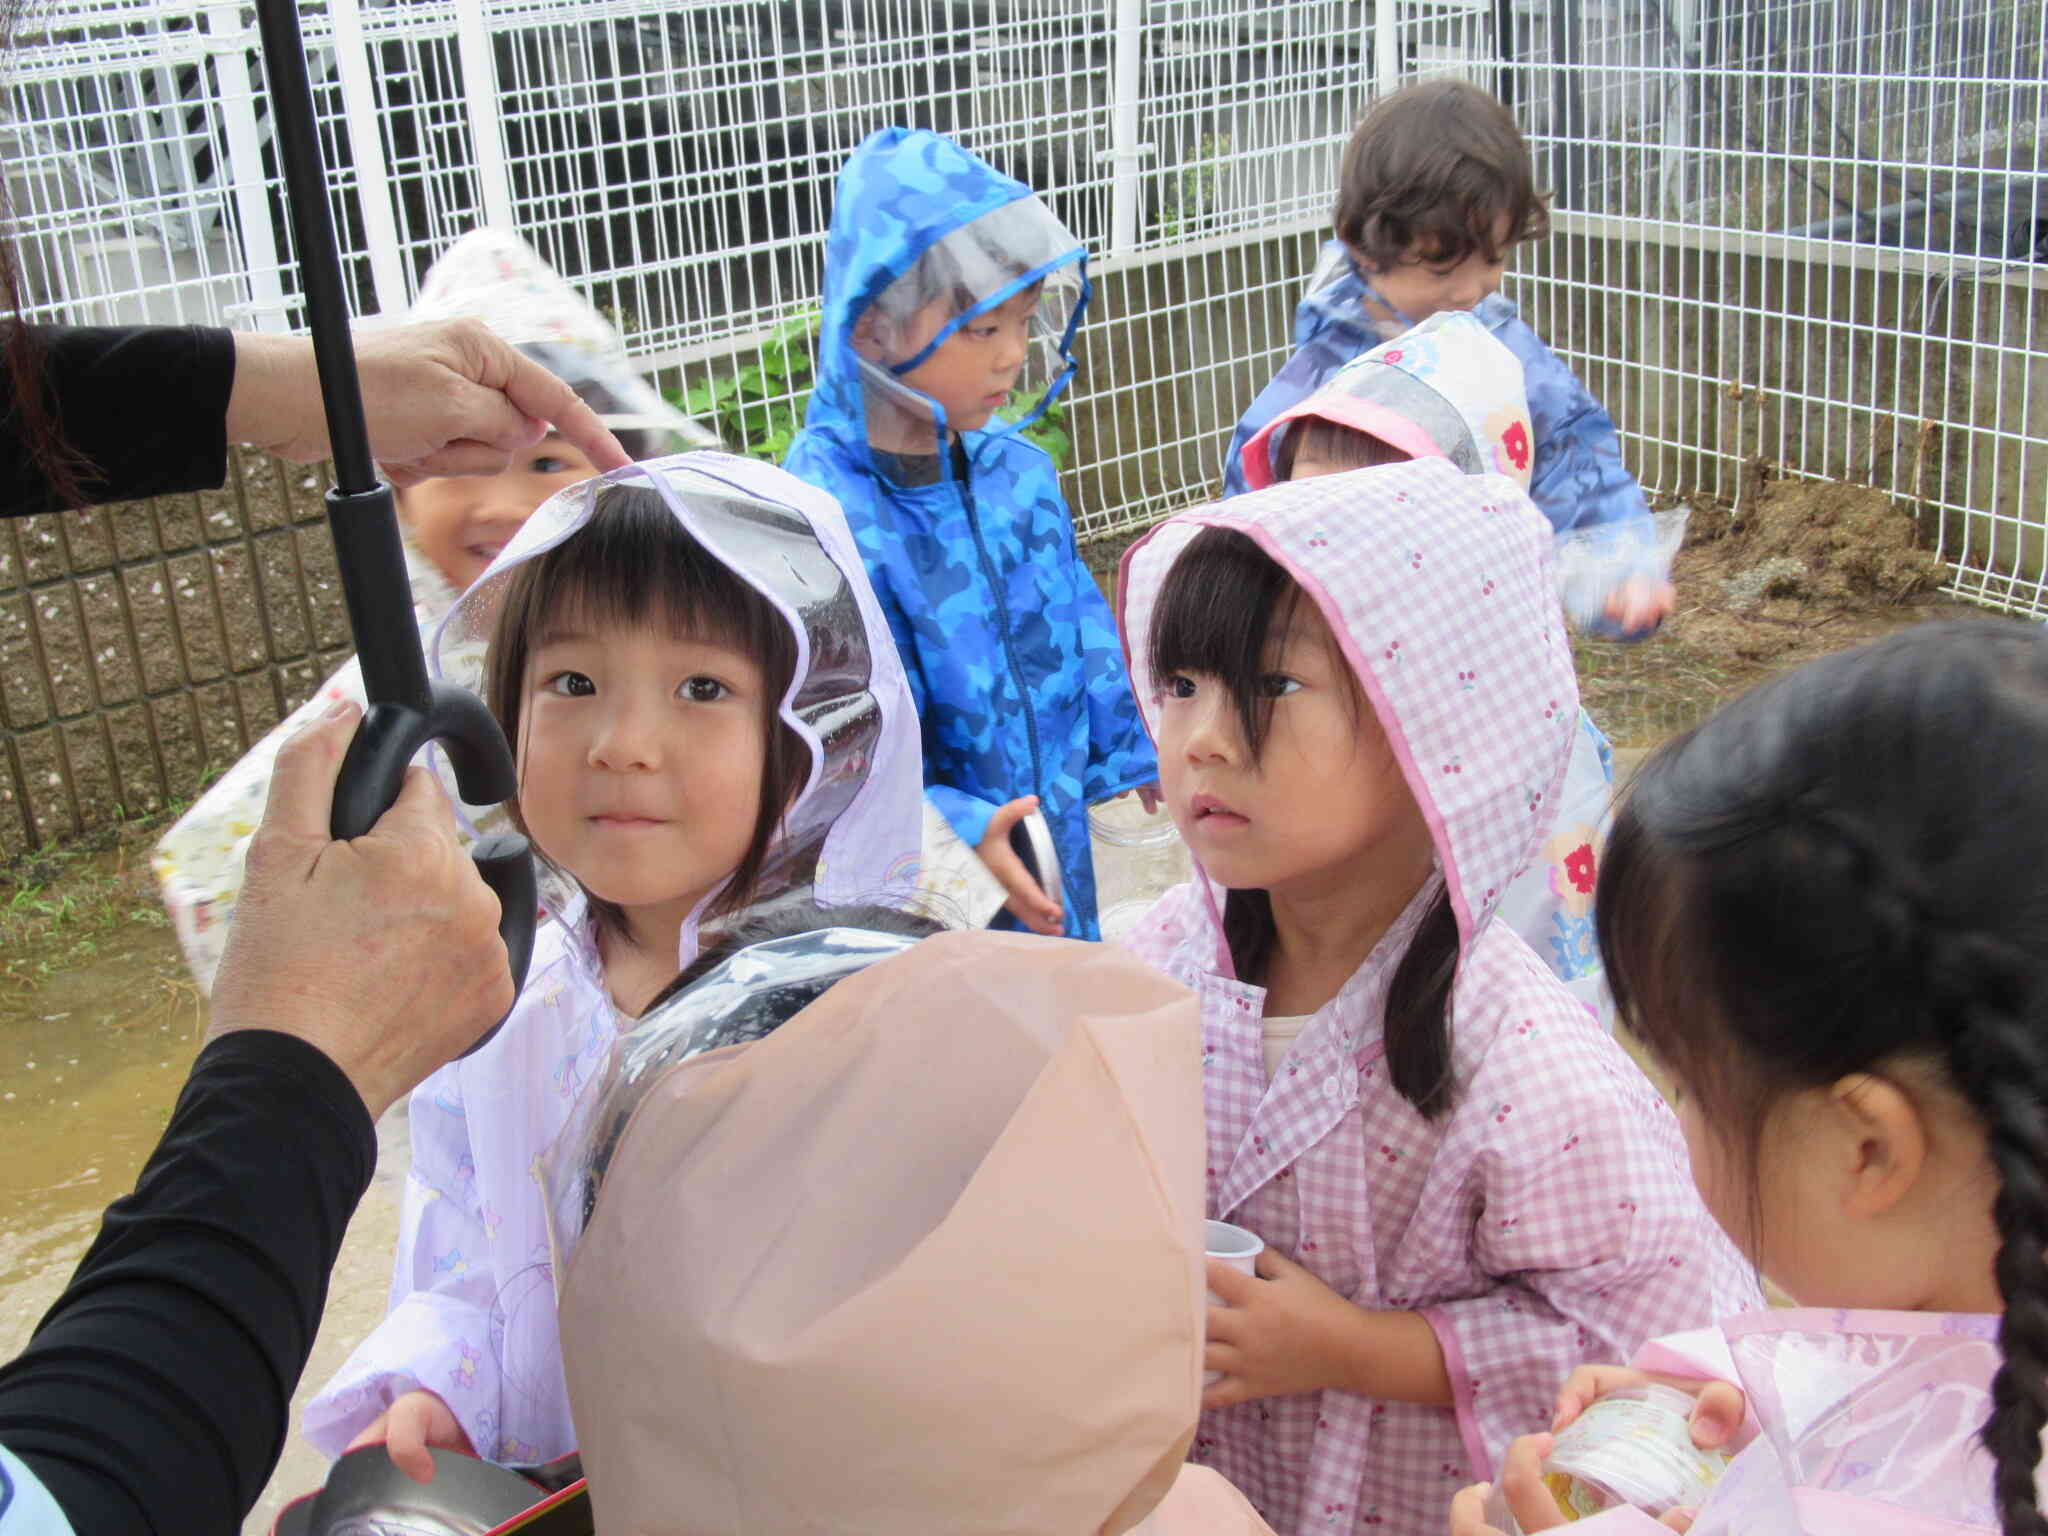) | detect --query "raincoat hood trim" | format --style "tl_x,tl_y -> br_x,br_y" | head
432,450 -> 923,941
1116,460 -> 1576,975
812,127 -> 1089,458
